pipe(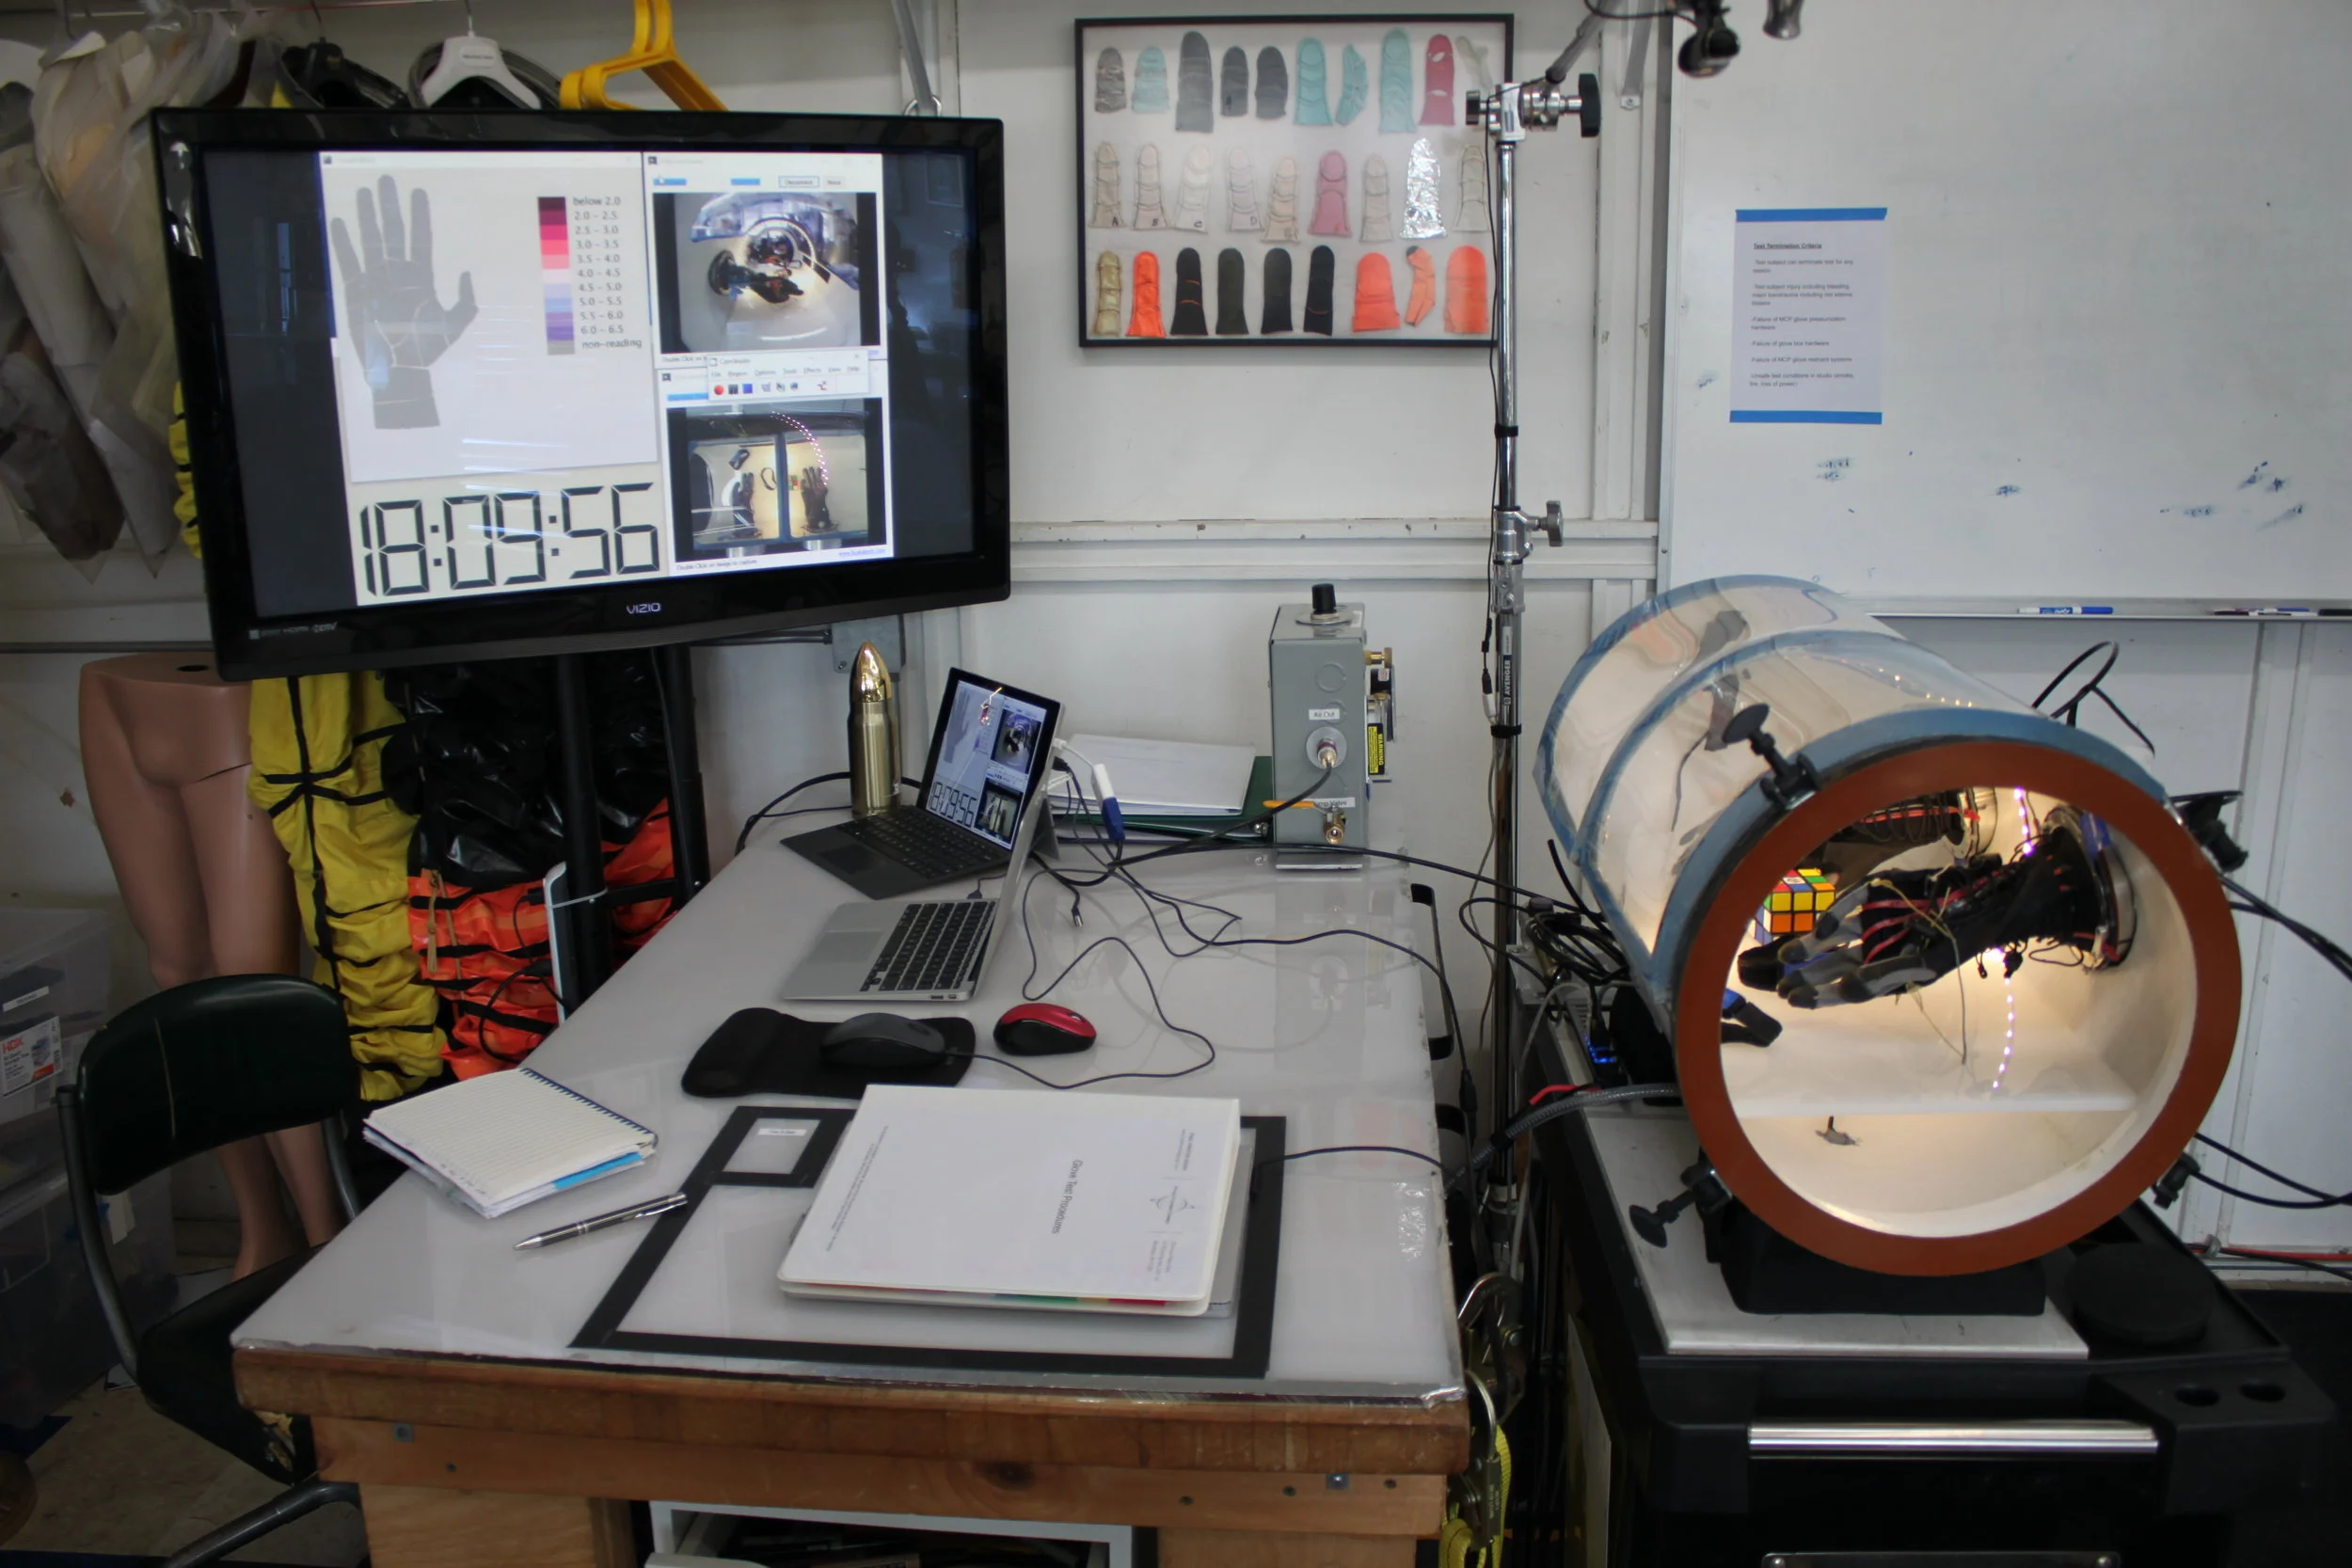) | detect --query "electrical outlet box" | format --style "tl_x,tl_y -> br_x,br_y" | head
1268,594 -> 1370,851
